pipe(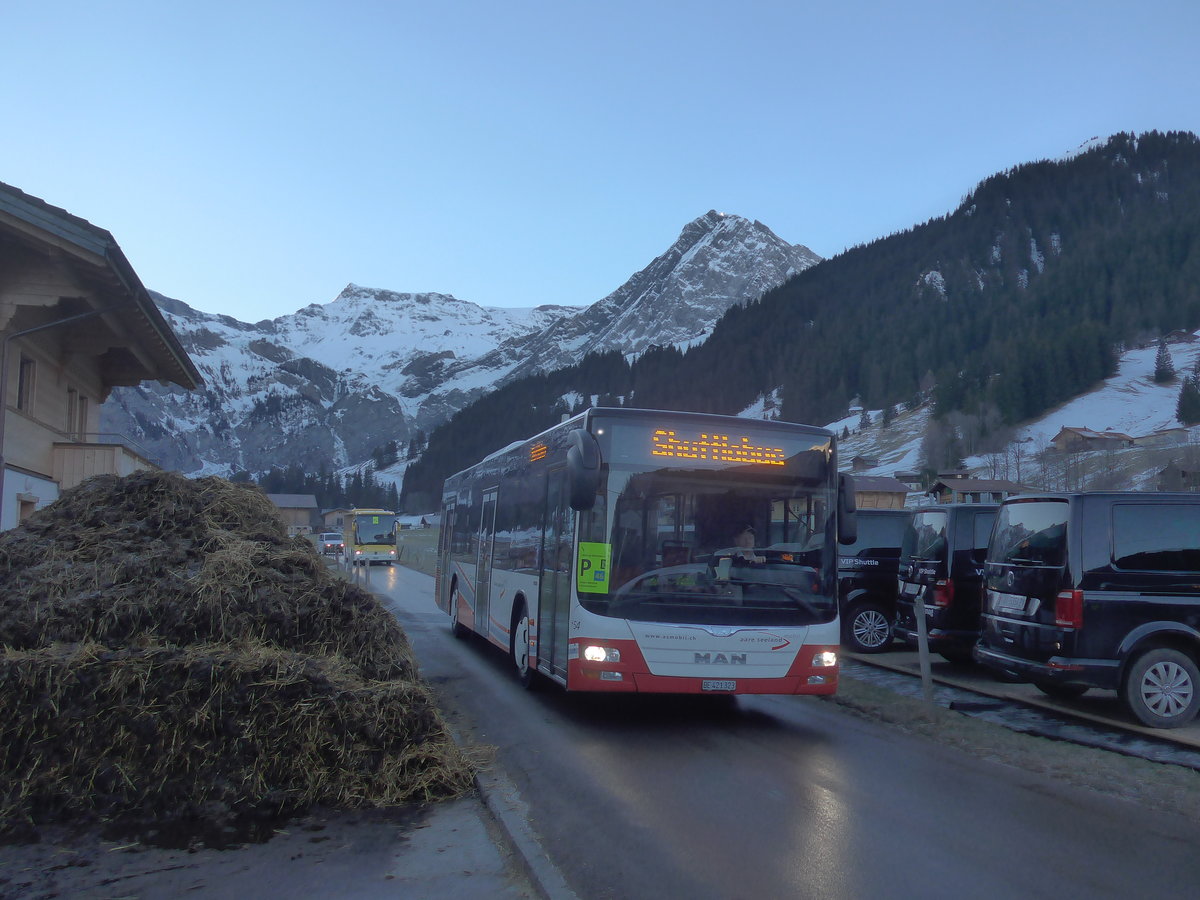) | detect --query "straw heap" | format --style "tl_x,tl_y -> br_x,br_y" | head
0,471 -> 473,846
